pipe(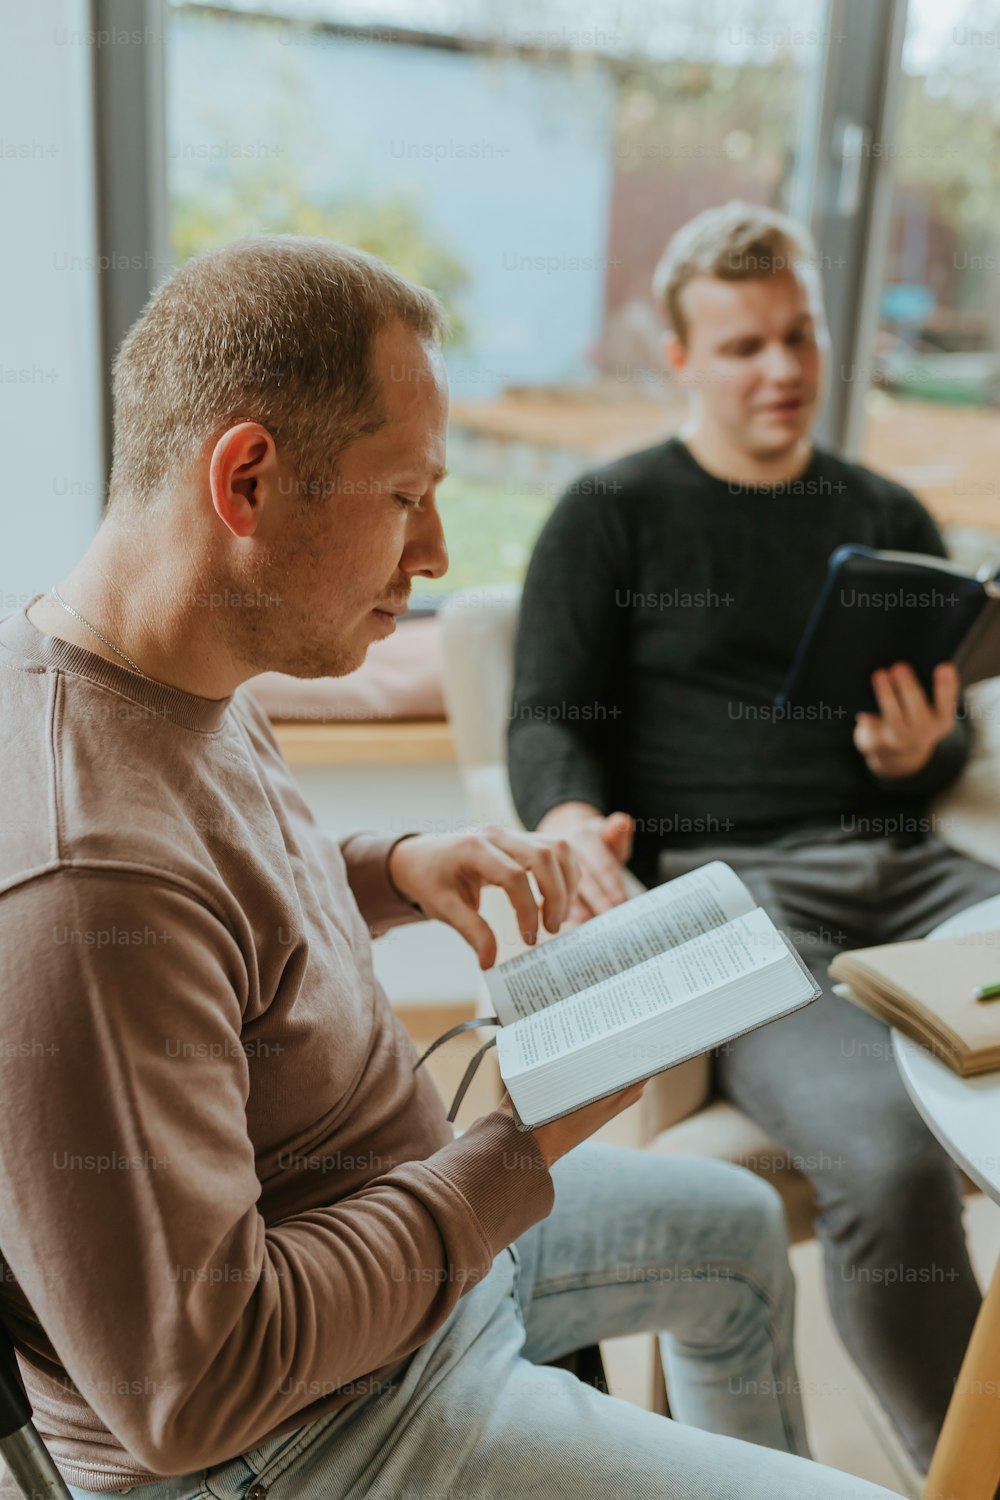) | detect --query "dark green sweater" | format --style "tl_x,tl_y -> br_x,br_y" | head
508,437 -> 970,885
